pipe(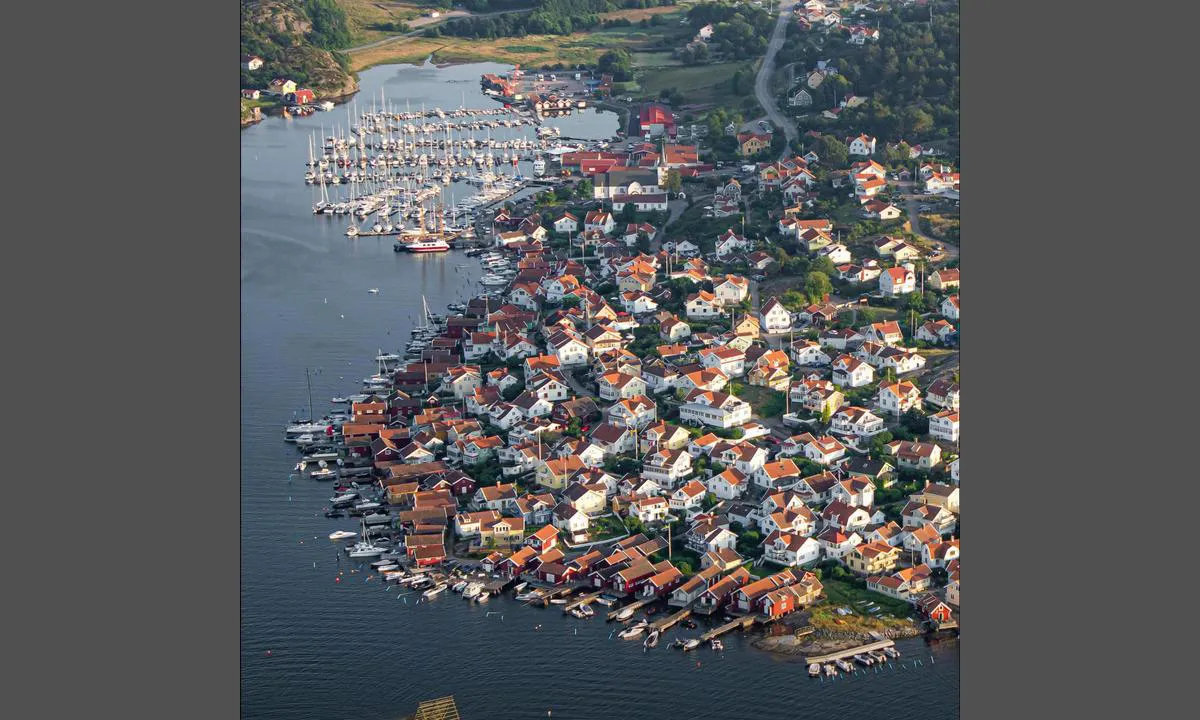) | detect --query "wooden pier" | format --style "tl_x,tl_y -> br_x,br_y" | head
606,596 -> 654,622
649,607 -> 692,633
562,591 -> 604,614
697,615 -> 757,644
804,639 -> 896,665
527,586 -> 574,607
